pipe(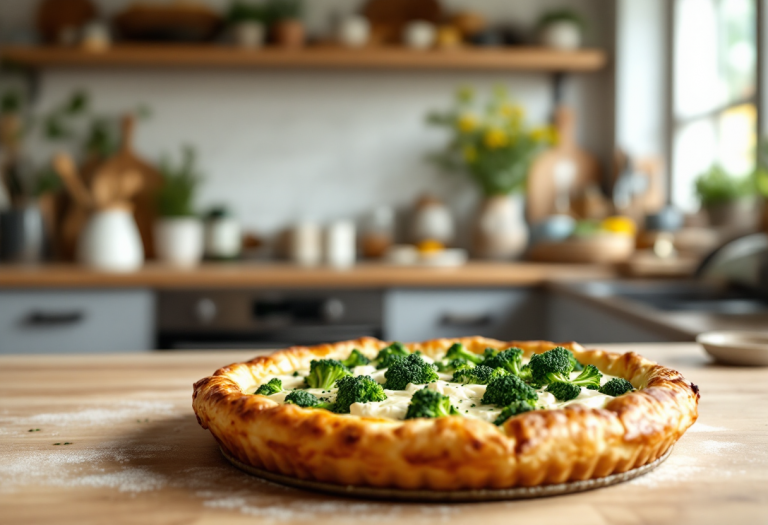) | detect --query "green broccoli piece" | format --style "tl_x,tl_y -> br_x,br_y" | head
384,353 -> 439,390
571,364 -> 603,390
374,342 -> 410,369
518,363 -> 533,382
435,357 -> 475,372
599,378 -> 635,397
305,359 -> 351,389
528,347 -> 574,386
284,390 -> 334,410
254,378 -> 283,395
451,365 -> 508,385
493,401 -> 534,426
481,347 -> 500,362
333,375 -> 387,414
341,349 -> 371,368
404,388 -> 460,420
546,381 -> 582,401
480,375 -> 538,407
568,350 -> 585,372
483,347 -> 525,376
444,343 -> 484,365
